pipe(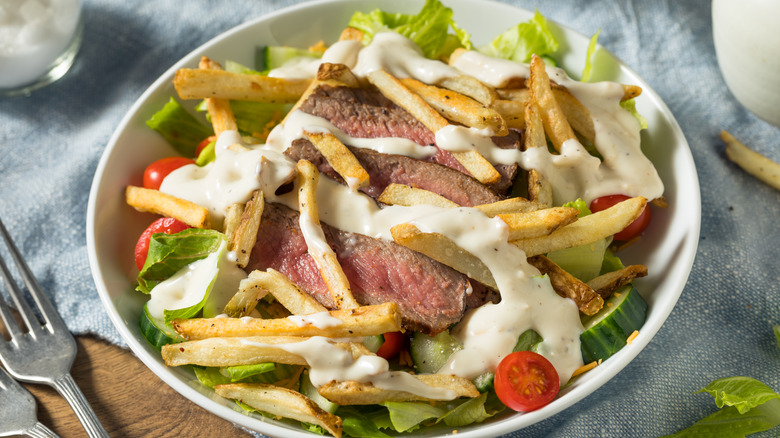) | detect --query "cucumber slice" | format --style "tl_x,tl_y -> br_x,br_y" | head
362,334 -> 384,353
139,303 -> 181,349
410,331 -> 463,374
300,371 -> 338,414
261,46 -> 322,71
580,284 -> 647,363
